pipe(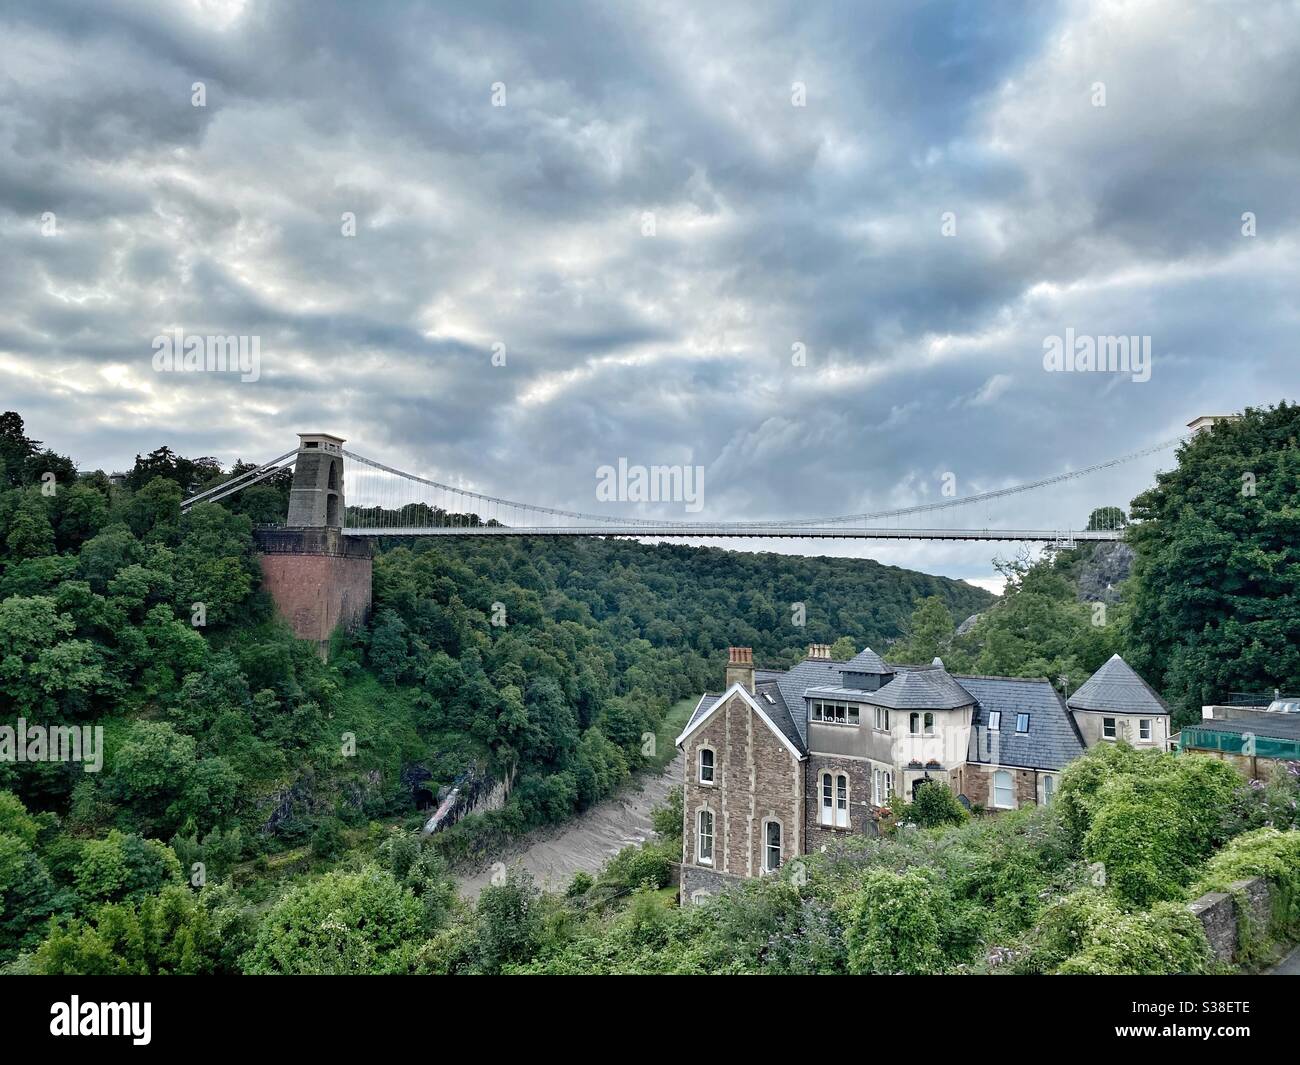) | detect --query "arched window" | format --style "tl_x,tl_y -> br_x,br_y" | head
697,809 -> 714,865
690,890 -> 712,905
923,712 -> 935,736
909,712 -> 920,735
698,747 -> 715,784
763,820 -> 782,872
821,772 -> 850,827
993,770 -> 1015,810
